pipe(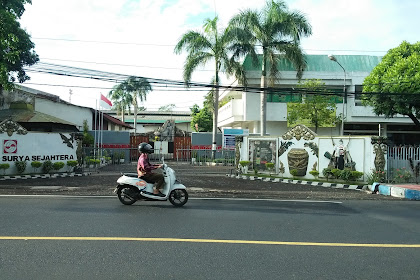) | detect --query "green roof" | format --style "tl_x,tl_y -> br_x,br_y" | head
243,54 -> 382,72
124,120 -> 190,124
